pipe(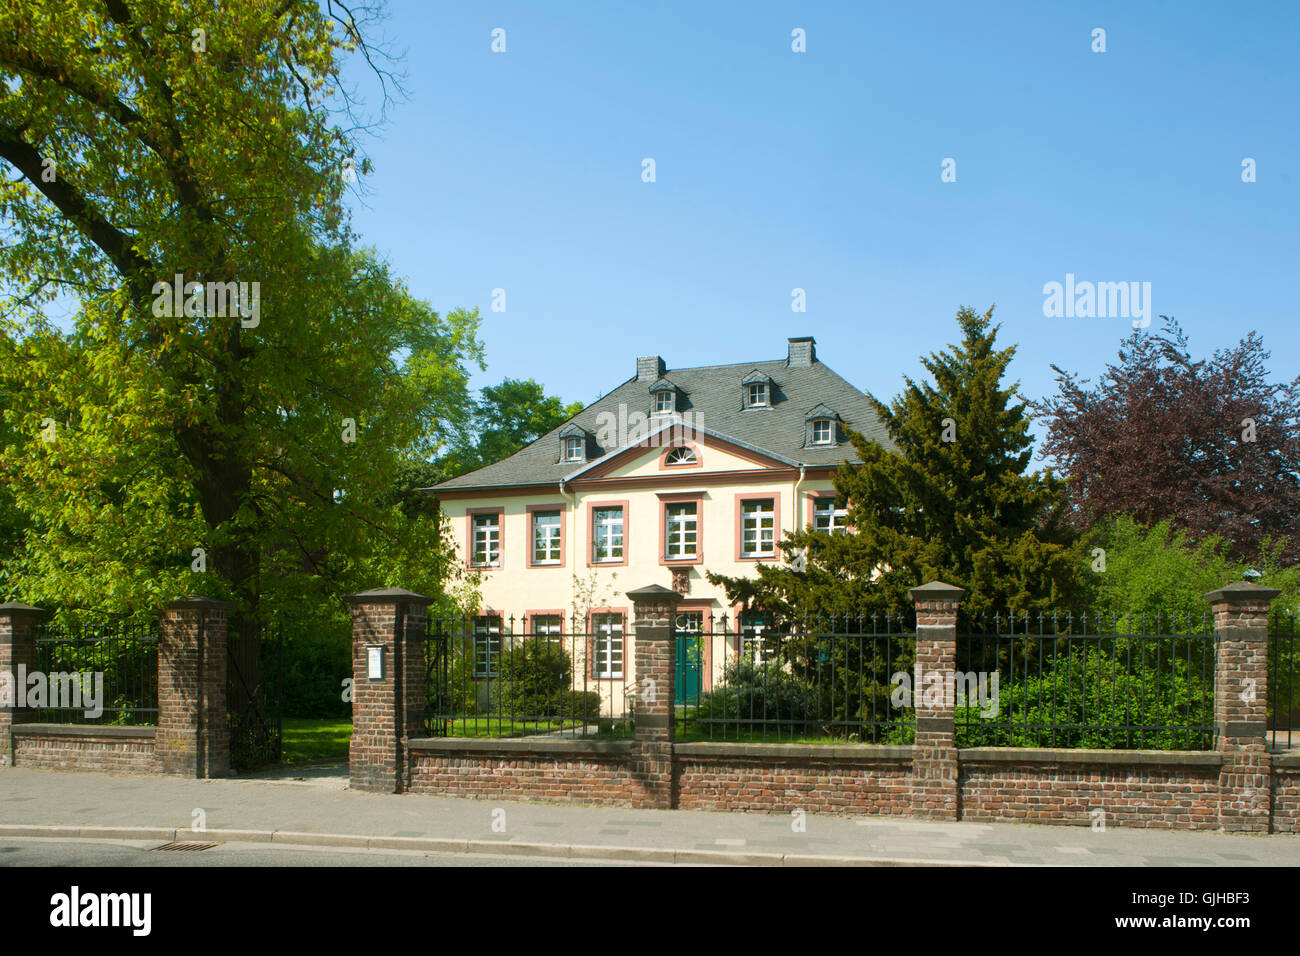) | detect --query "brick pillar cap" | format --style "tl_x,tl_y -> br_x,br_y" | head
1203,580 -> 1281,605
166,595 -> 236,610
626,584 -> 682,603
907,581 -> 966,602
343,587 -> 434,606
0,601 -> 43,614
